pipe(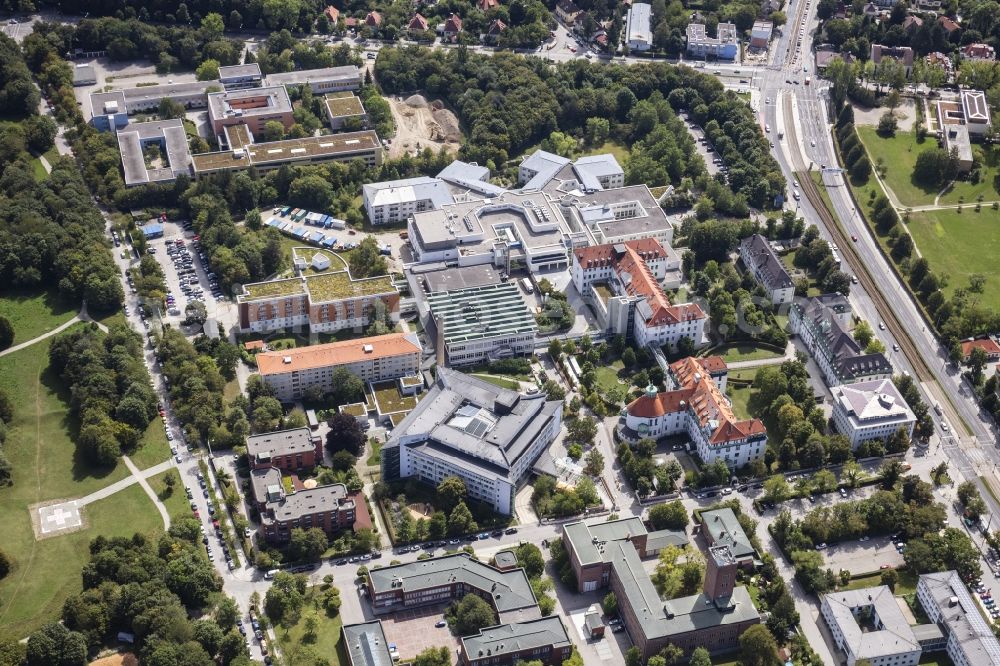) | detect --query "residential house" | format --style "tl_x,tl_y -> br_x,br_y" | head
443,13 -> 463,41
556,0 -> 582,24
619,357 -> 768,469
365,11 -> 383,28
961,338 -> 1000,363
902,15 -> 923,33
686,22 -> 739,59
871,44 -> 915,76
246,427 -> 324,471
961,43 -> 995,61
937,15 -> 959,34
408,13 -> 429,32
478,0 -> 499,10
738,234 -> 794,305
485,18 -> 507,42
324,5 -> 340,23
